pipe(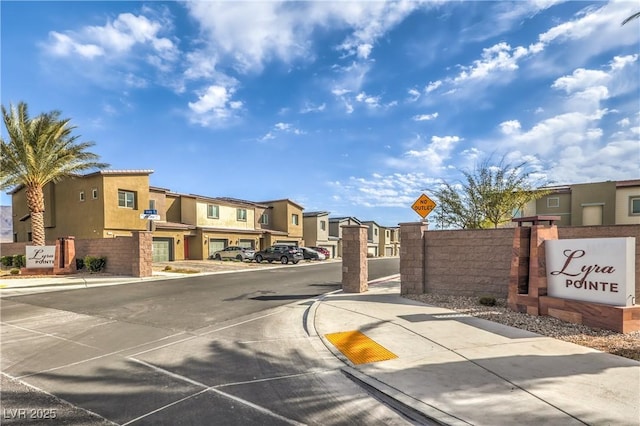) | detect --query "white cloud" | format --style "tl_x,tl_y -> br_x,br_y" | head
453,42 -> 531,84
300,102 -> 326,113
355,92 -> 380,107
552,68 -> 610,93
500,120 -> 521,135
188,84 -> 243,127
425,80 -> 442,93
413,112 -> 439,121
46,12 -> 177,65
259,121 -> 305,141
407,88 -> 421,102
